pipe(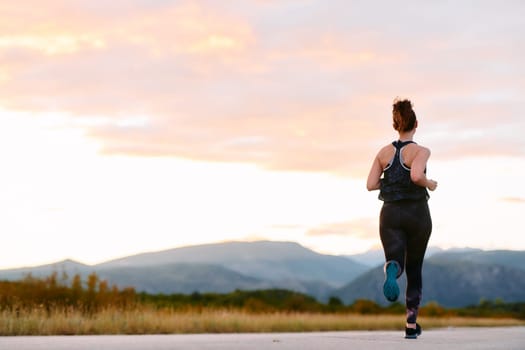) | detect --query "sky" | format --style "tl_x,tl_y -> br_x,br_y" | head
1,0 -> 524,269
